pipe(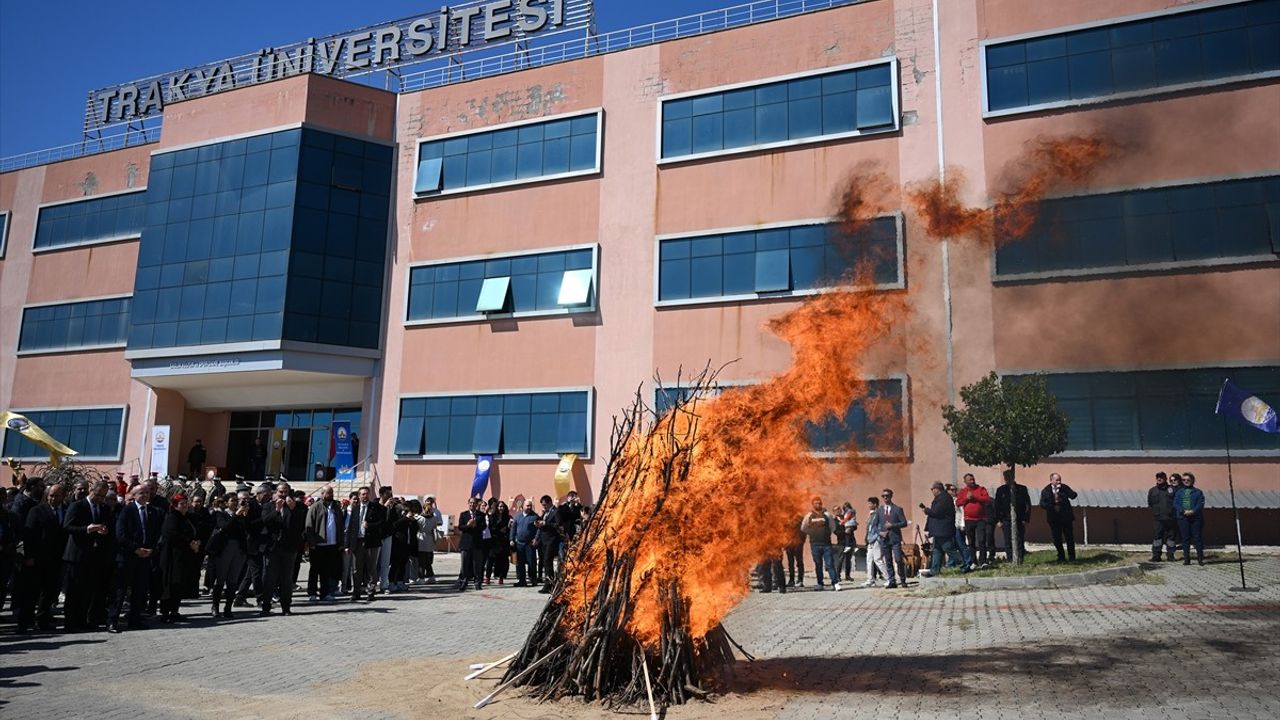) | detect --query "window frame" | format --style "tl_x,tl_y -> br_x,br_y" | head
394,386 -> 595,461
998,362 -> 1280,458
655,57 -> 901,166
412,108 -> 604,199
0,209 -> 10,258
990,173 -> 1280,283
16,292 -> 133,356
0,404 -> 129,462
654,374 -> 911,459
404,242 -> 600,327
980,0 -> 1280,119
653,213 -> 905,308
31,187 -> 148,254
